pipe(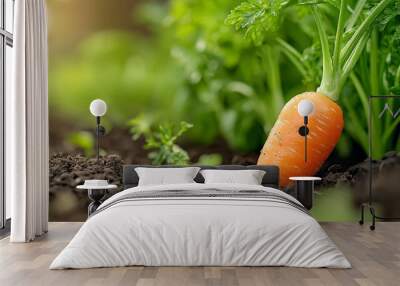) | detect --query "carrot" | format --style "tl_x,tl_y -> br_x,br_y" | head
227,0 -> 393,186
257,92 -> 343,186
